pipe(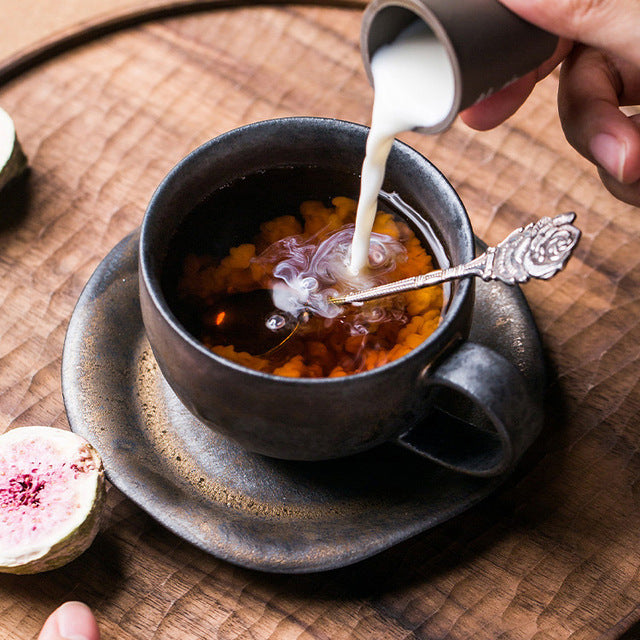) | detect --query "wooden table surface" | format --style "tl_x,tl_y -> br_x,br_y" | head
2,2 -> 640,639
